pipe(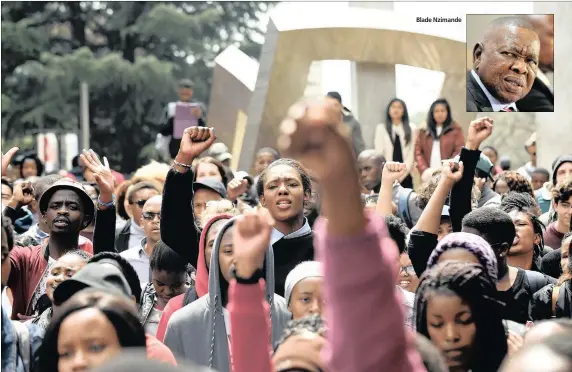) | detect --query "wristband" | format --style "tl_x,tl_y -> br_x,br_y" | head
97,195 -> 115,208
173,159 -> 193,169
231,266 -> 264,285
